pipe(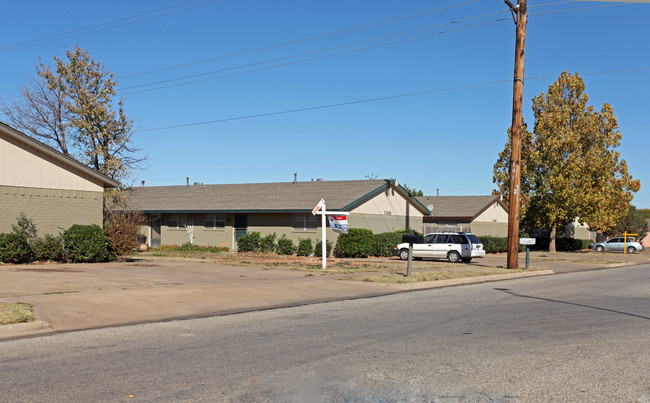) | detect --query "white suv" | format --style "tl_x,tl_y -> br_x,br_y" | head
393,232 -> 485,263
